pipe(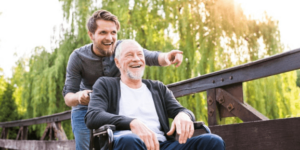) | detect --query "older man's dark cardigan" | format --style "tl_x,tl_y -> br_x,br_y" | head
85,77 -> 195,140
